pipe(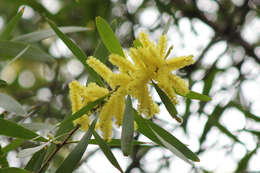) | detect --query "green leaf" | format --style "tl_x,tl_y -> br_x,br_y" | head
0,167 -> 30,173
229,102 -> 260,122
0,41 -> 53,62
121,96 -> 134,156
58,96 -> 106,128
0,7 -> 24,40
12,26 -> 91,43
133,110 -> 162,145
146,119 -> 200,162
0,93 -> 26,116
96,16 -> 124,57
0,118 -> 47,142
2,138 -> 25,153
0,80 -> 8,88
24,148 -> 47,172
152,82 -> 182,123
6,45 -> 30,65
21,123 -> 54,131
55,119 -> 97,173
0,145 -> 9,168
46,18 -> 104,86
93,131 -> 123,173
183,91 -> 211,102
88,139 -> 149,147
17,143 -> 49,158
